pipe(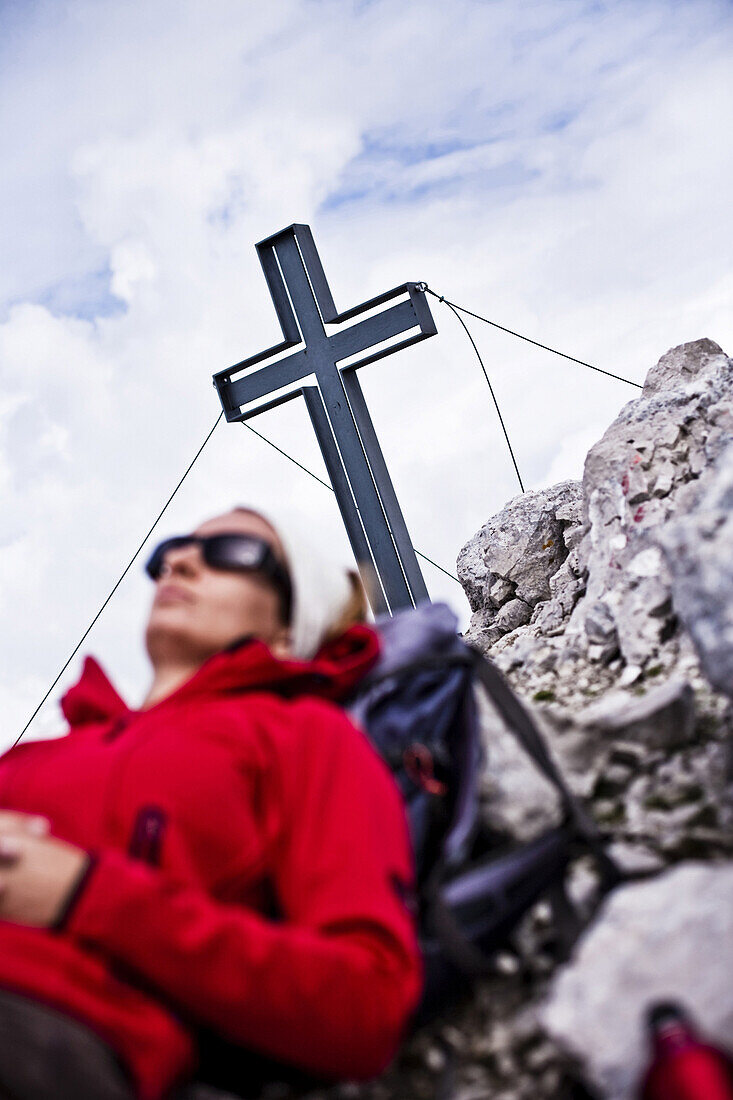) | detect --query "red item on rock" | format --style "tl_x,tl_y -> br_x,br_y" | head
640,1002 -> 733,1100
0,627 -> 423,1099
